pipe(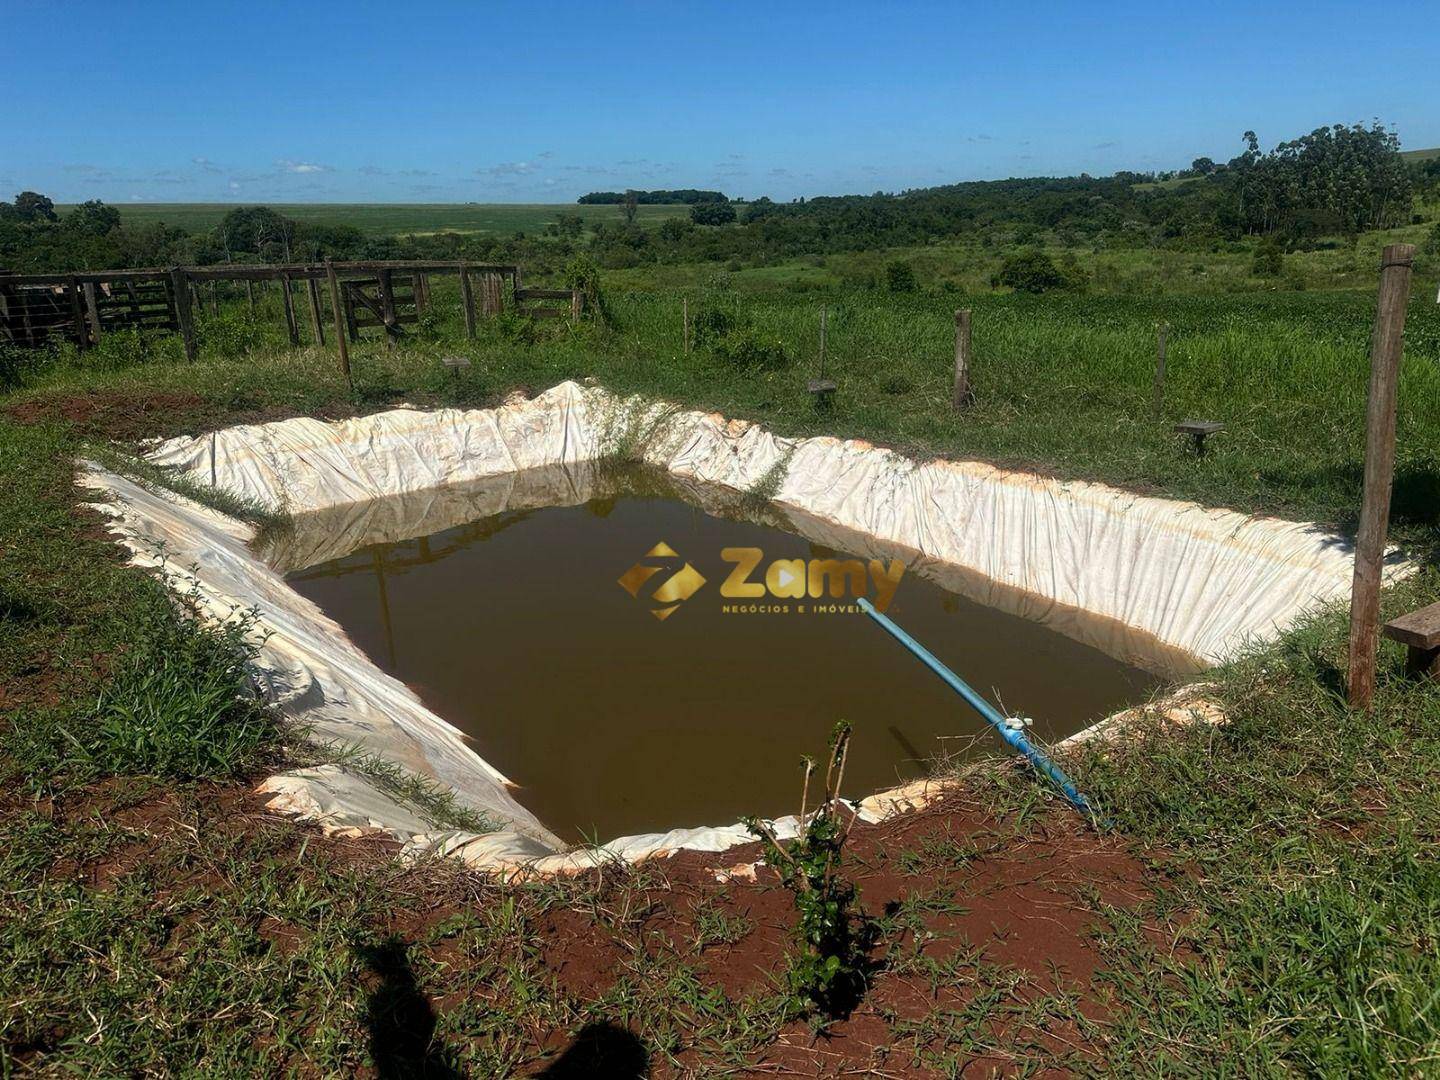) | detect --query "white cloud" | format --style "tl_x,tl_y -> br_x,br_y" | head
276,158 -> 333,174
477,161 -> 537,177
